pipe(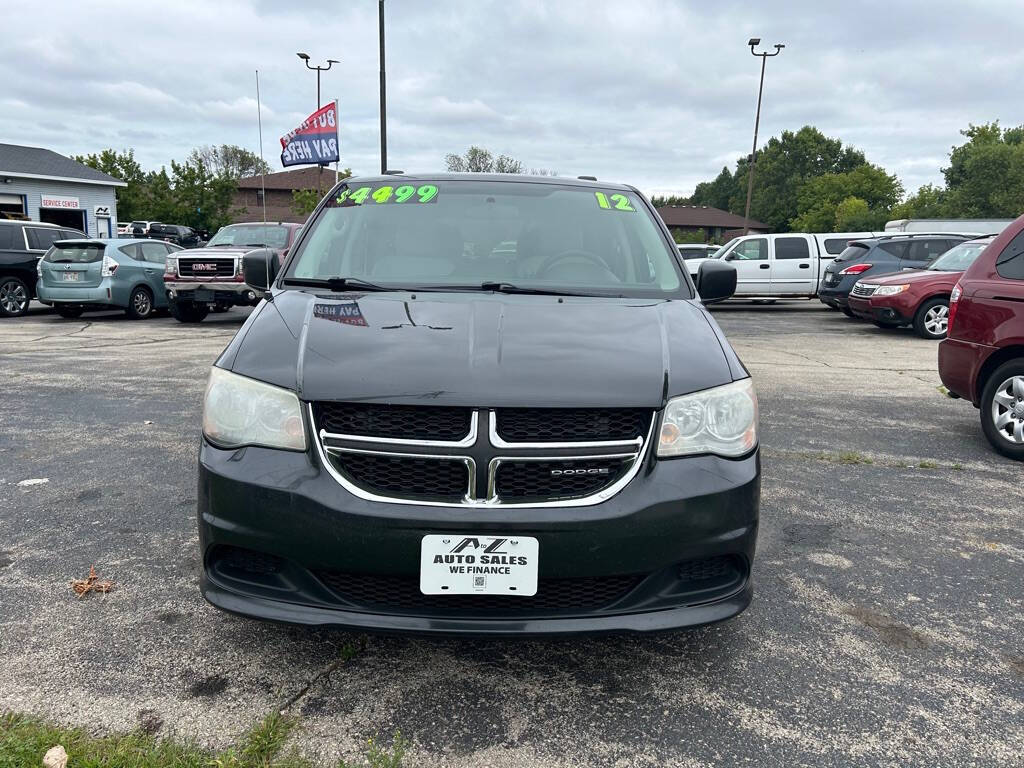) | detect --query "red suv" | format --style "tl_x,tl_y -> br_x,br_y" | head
848,238 -> 993,339
938,214 -> 1024,460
